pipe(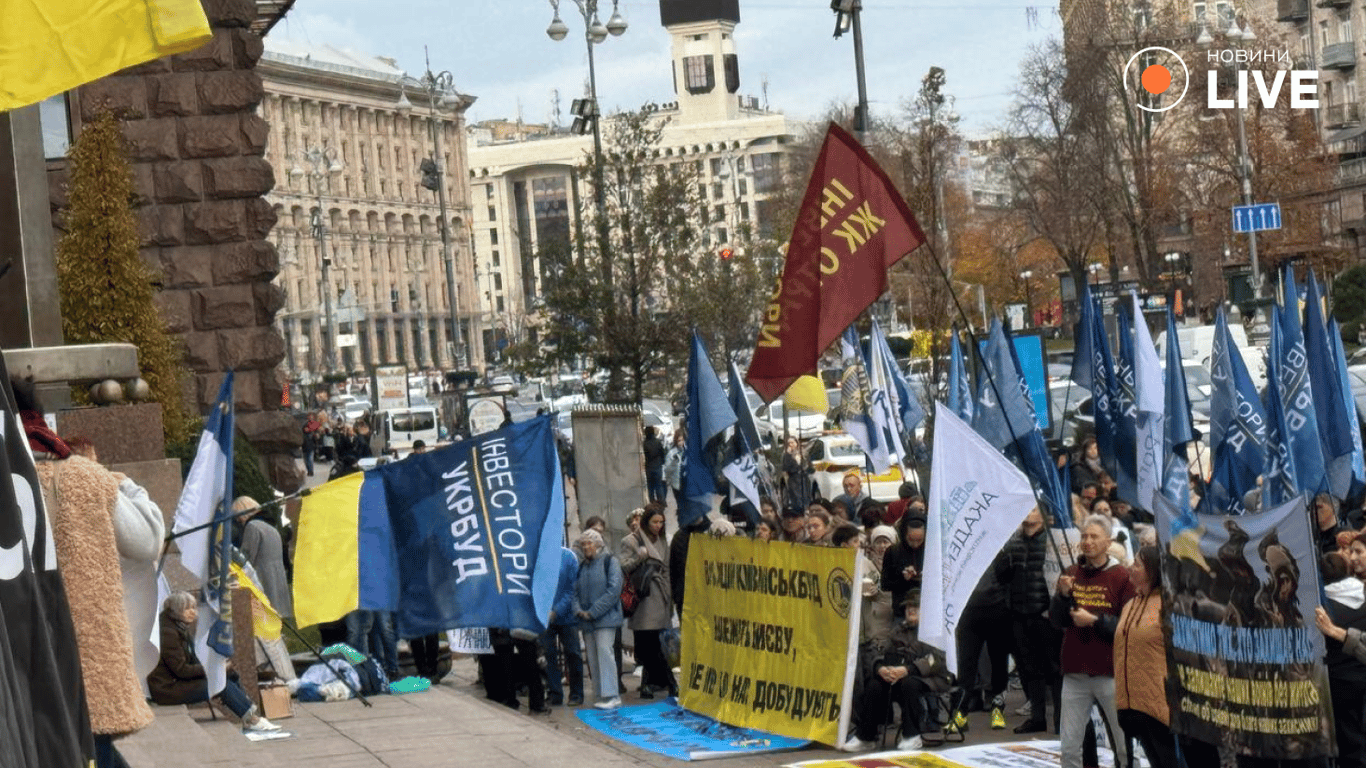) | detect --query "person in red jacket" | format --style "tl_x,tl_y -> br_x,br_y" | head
1049,514 -> 1136,768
